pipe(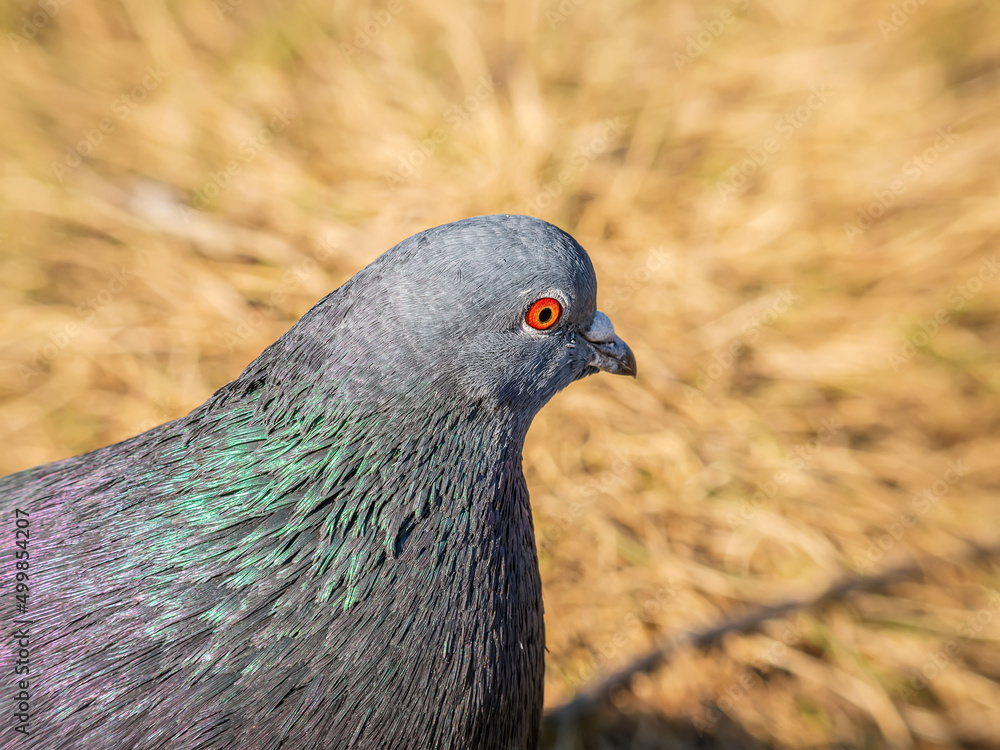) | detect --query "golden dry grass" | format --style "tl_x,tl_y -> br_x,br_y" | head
2,0 -> 1000,747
